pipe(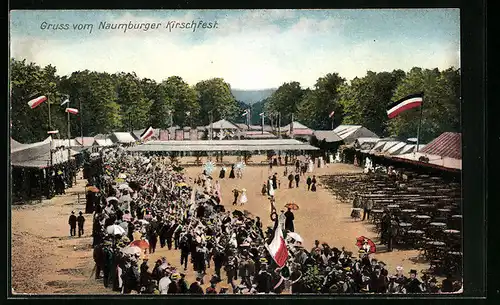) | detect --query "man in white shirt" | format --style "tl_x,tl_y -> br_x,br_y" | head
158,270 -> 172,294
